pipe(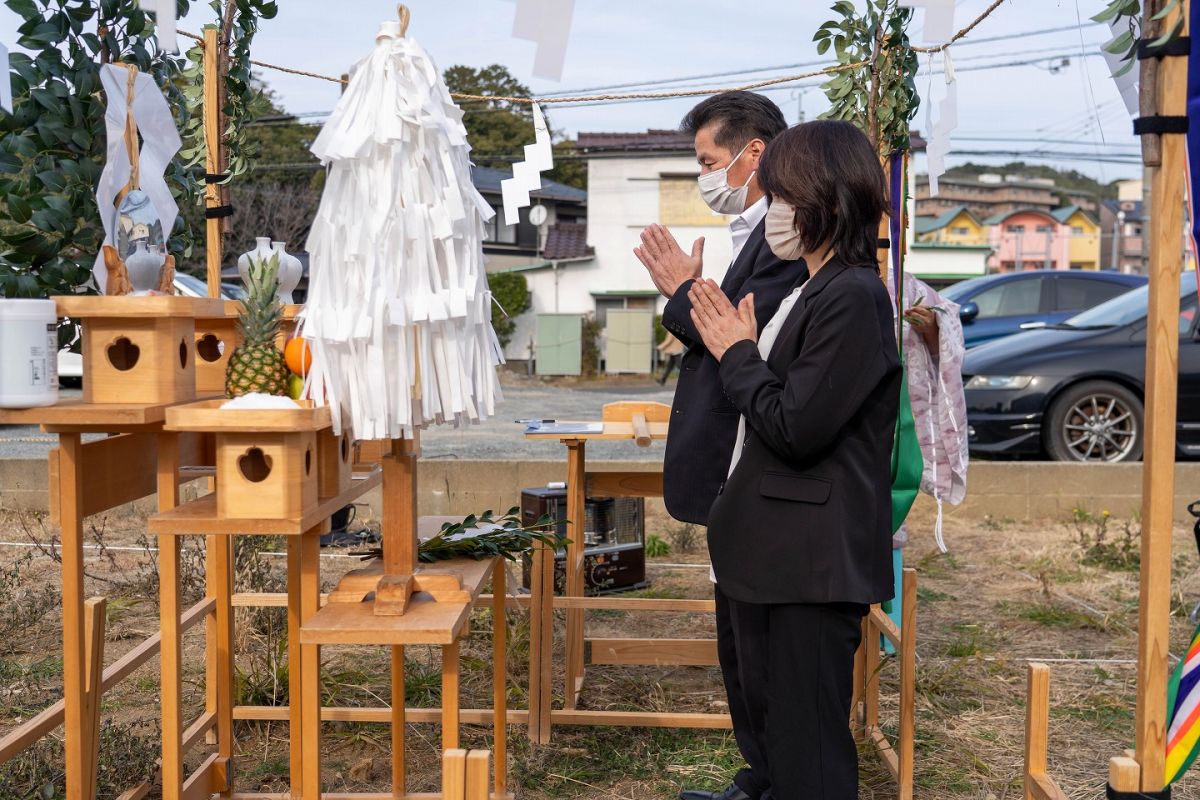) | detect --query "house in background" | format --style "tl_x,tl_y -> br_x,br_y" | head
1050,205 -> 1102,270
473,165 -> 588,272
915,173 -> 1096,220
1099,197 -> 1146,273
914,205 -> 987,245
